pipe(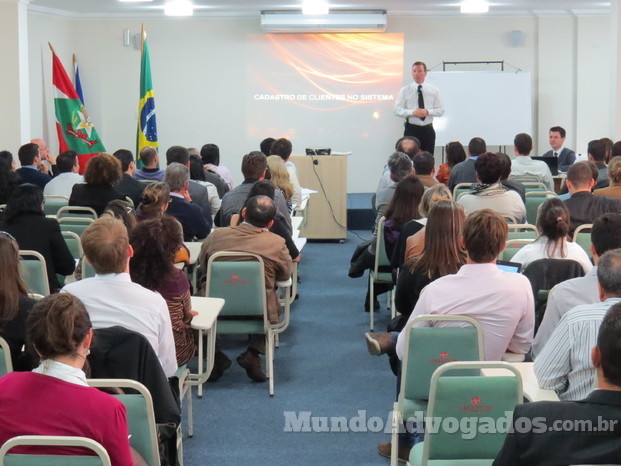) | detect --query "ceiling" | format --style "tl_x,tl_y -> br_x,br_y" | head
28,0 -> 611,18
